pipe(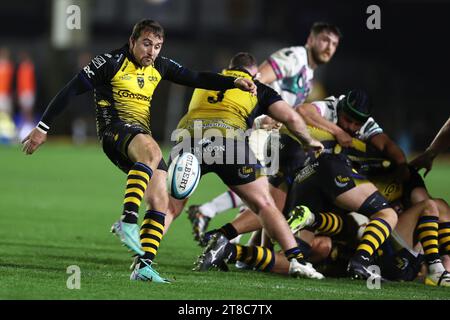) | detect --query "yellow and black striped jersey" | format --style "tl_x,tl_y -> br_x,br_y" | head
40,44 -> 238,137
177,69 -> 282,137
